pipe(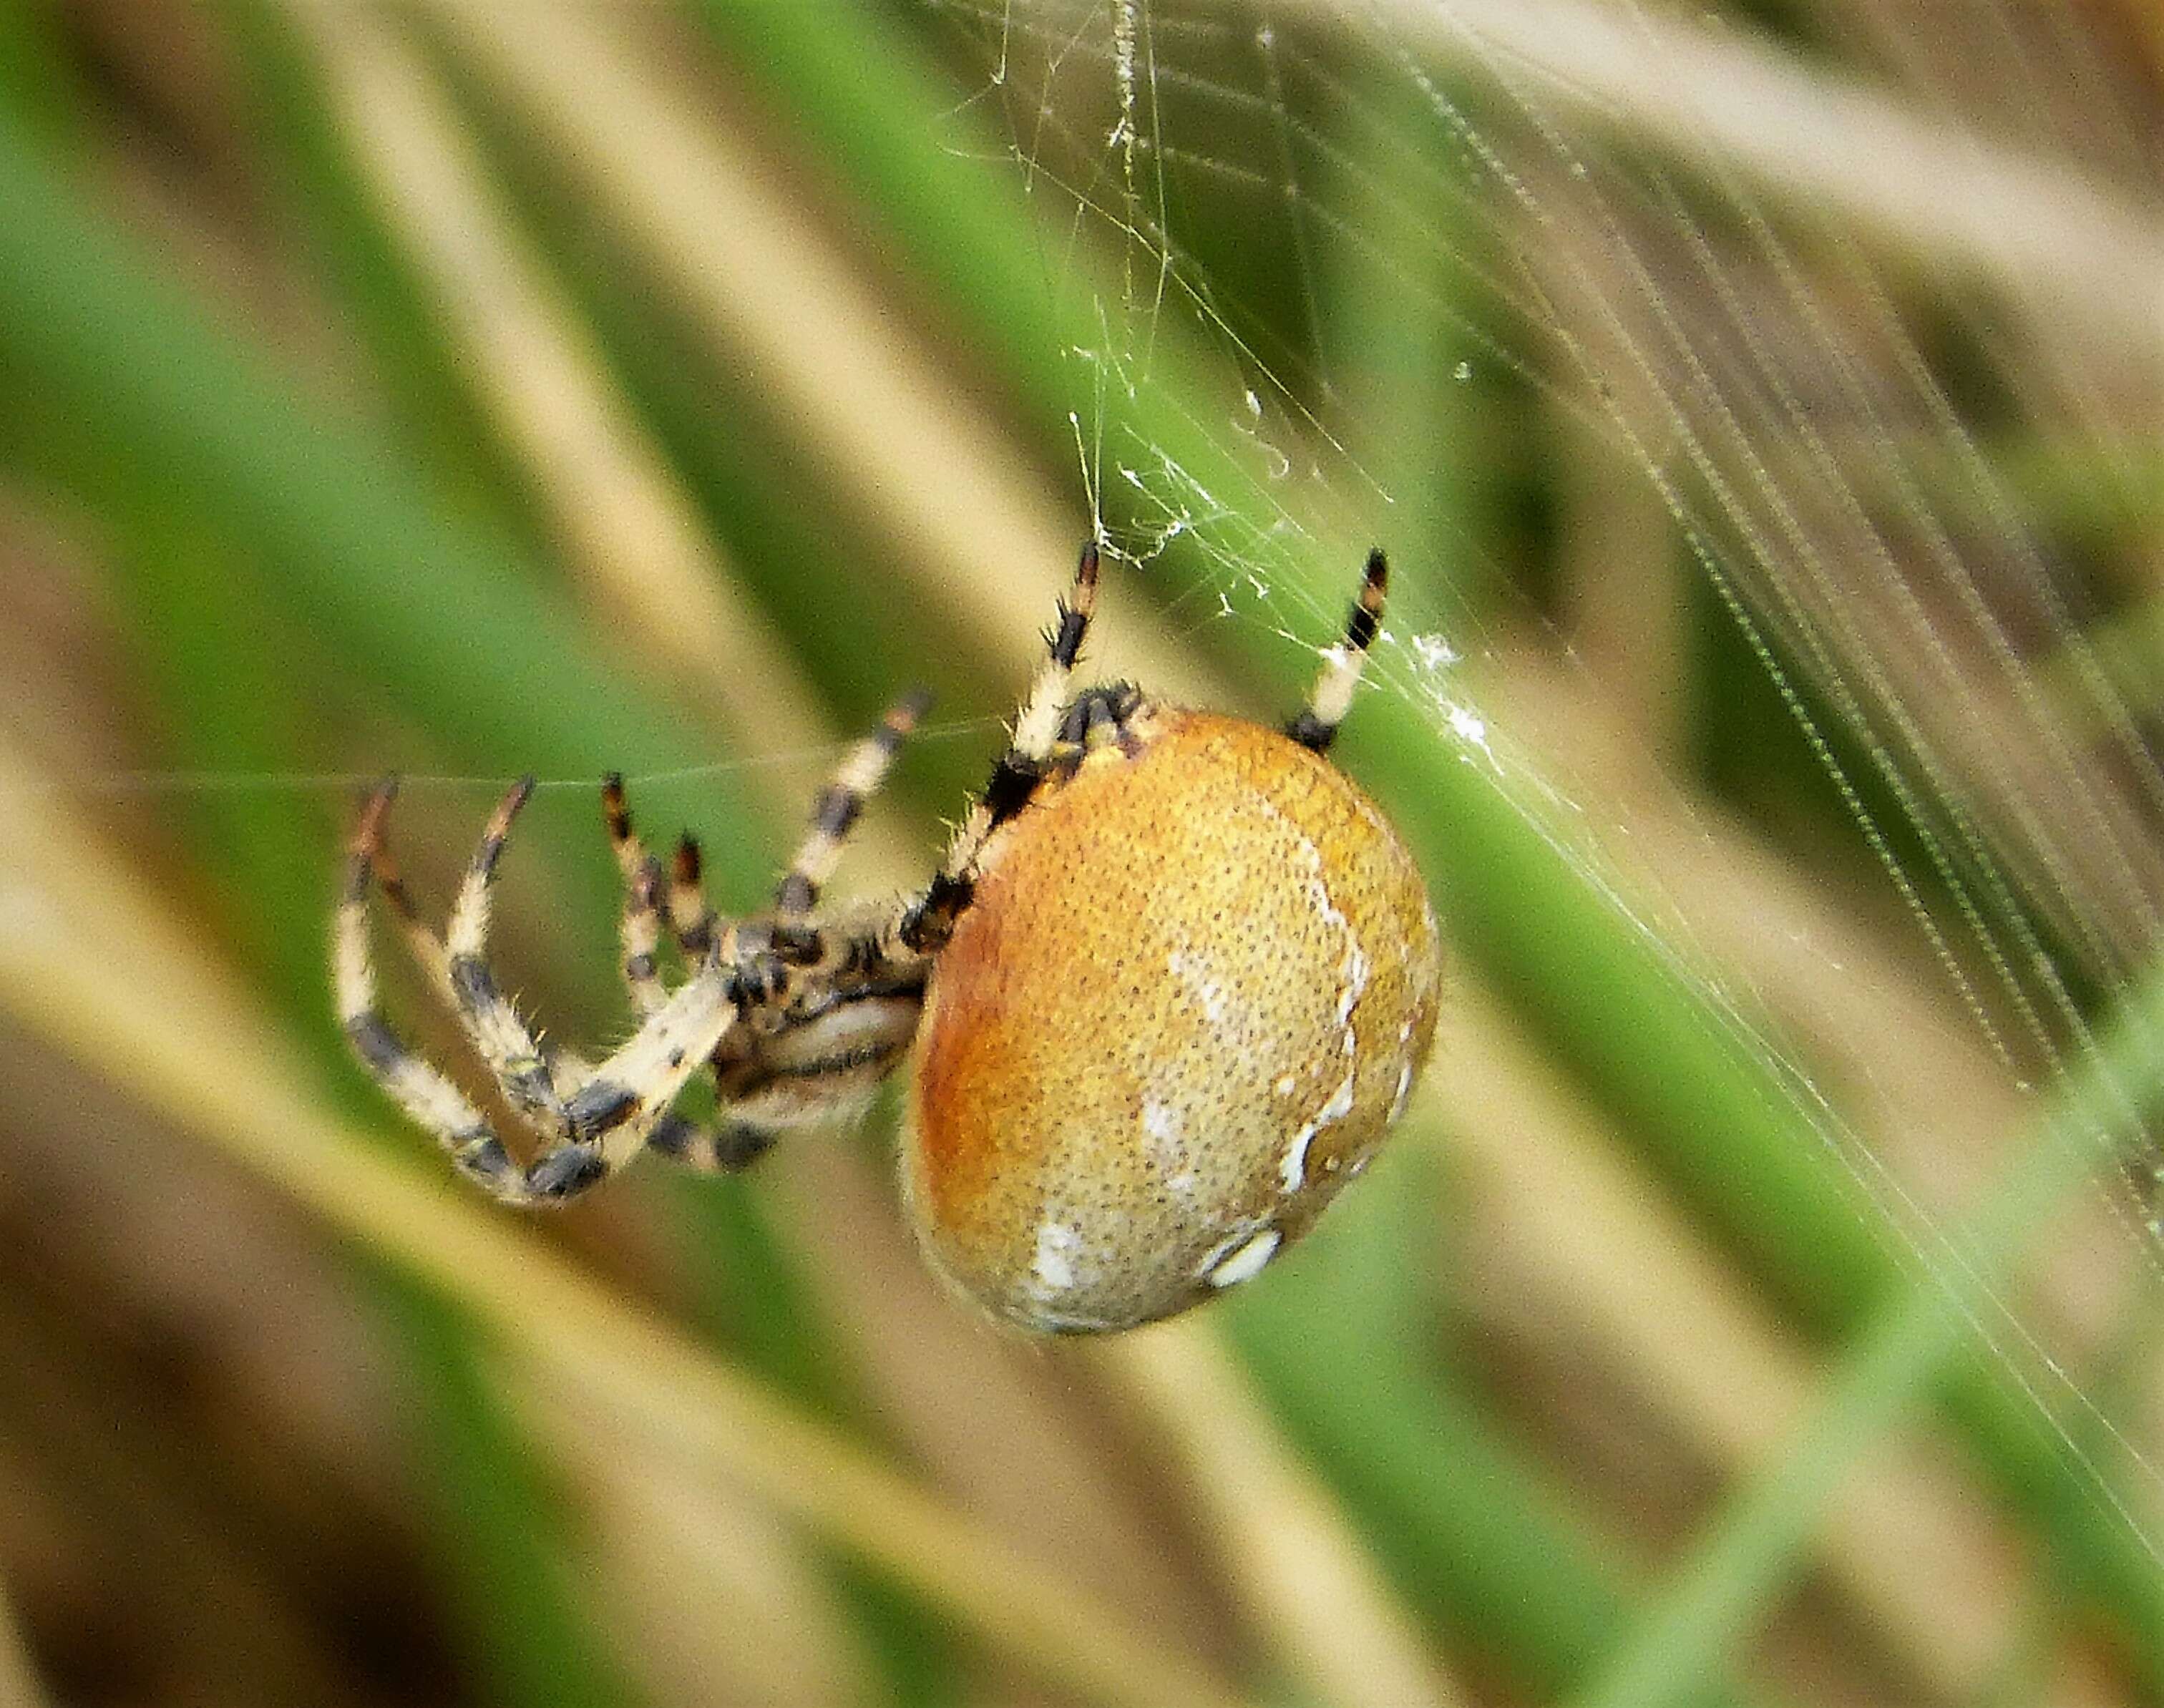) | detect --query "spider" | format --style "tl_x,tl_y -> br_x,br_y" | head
336,544 -> 1442,1332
